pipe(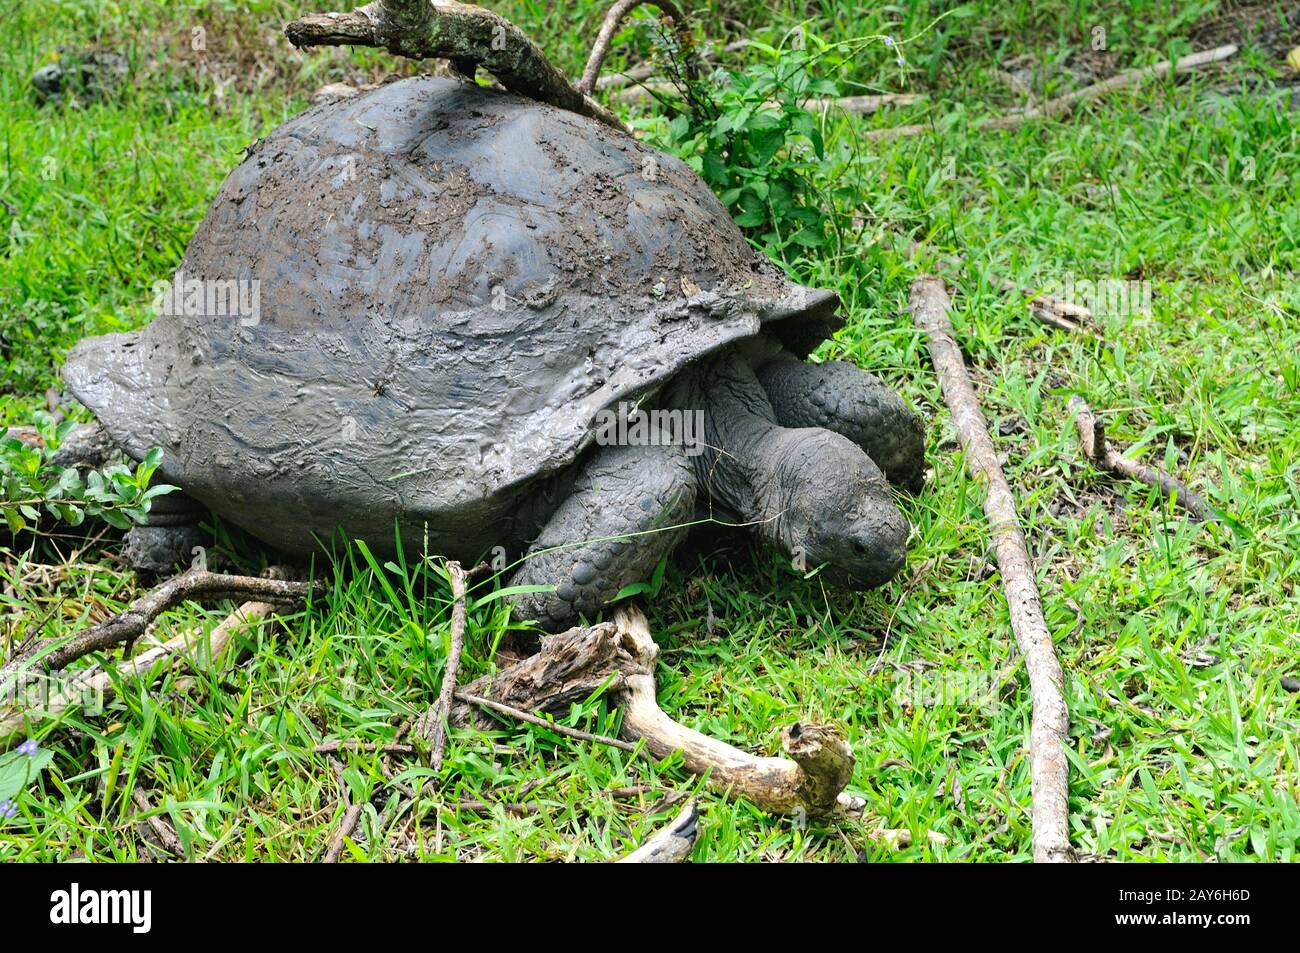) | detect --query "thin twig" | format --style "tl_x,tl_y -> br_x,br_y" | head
314,740 -> 417,756
454,690 -> 638,753
867,44 -> 1238,141
416,561 -> 469,770
1069,397 -> 1212,520
323,804 -> 363,863
132,788 -> 186,858
596,38 -> 747,89
2,567 -> 314,675
904,240 -> 1095,332
578,0 -> 691,95
911,275 -> 1072,863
